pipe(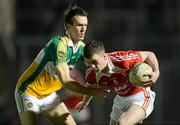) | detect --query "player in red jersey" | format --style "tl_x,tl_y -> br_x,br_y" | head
76,40 -> 160,125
